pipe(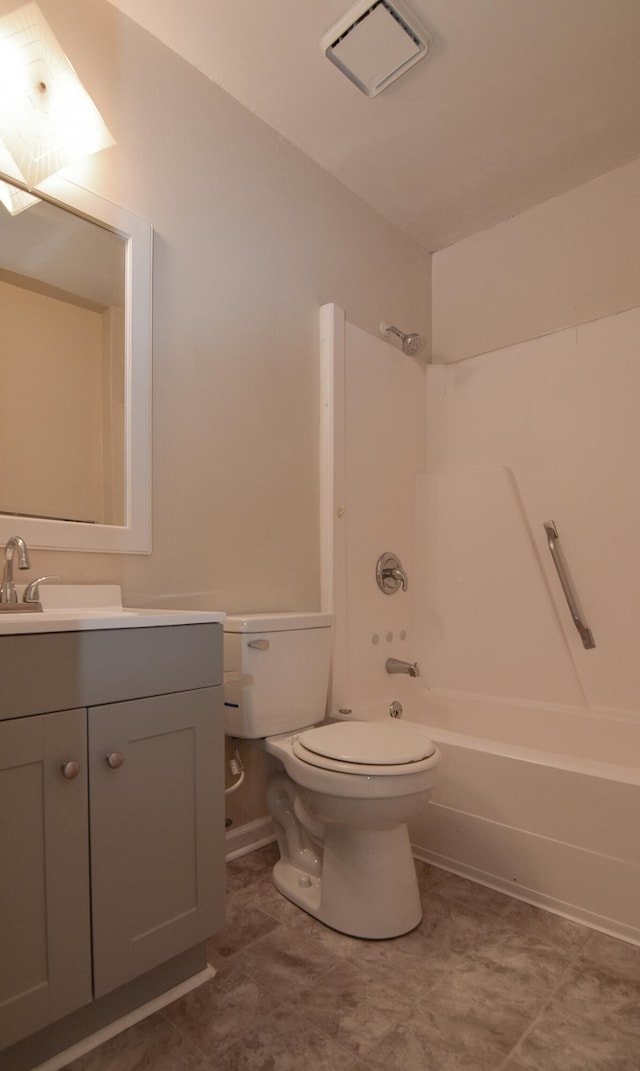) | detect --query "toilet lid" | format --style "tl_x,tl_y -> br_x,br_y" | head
297,721 -> 436,766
